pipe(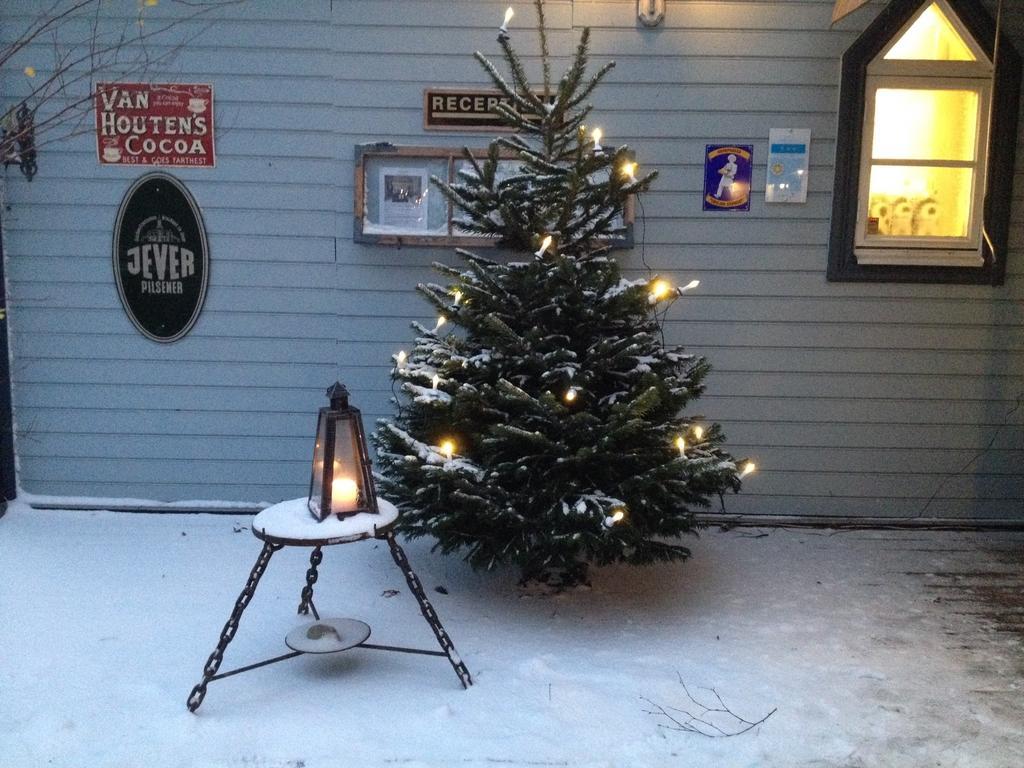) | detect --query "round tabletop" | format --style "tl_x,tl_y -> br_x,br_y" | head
252,497 -> 399,546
